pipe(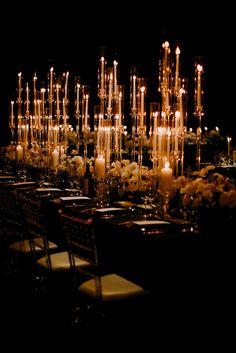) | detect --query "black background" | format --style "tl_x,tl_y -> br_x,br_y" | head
0,2 -> 234,146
